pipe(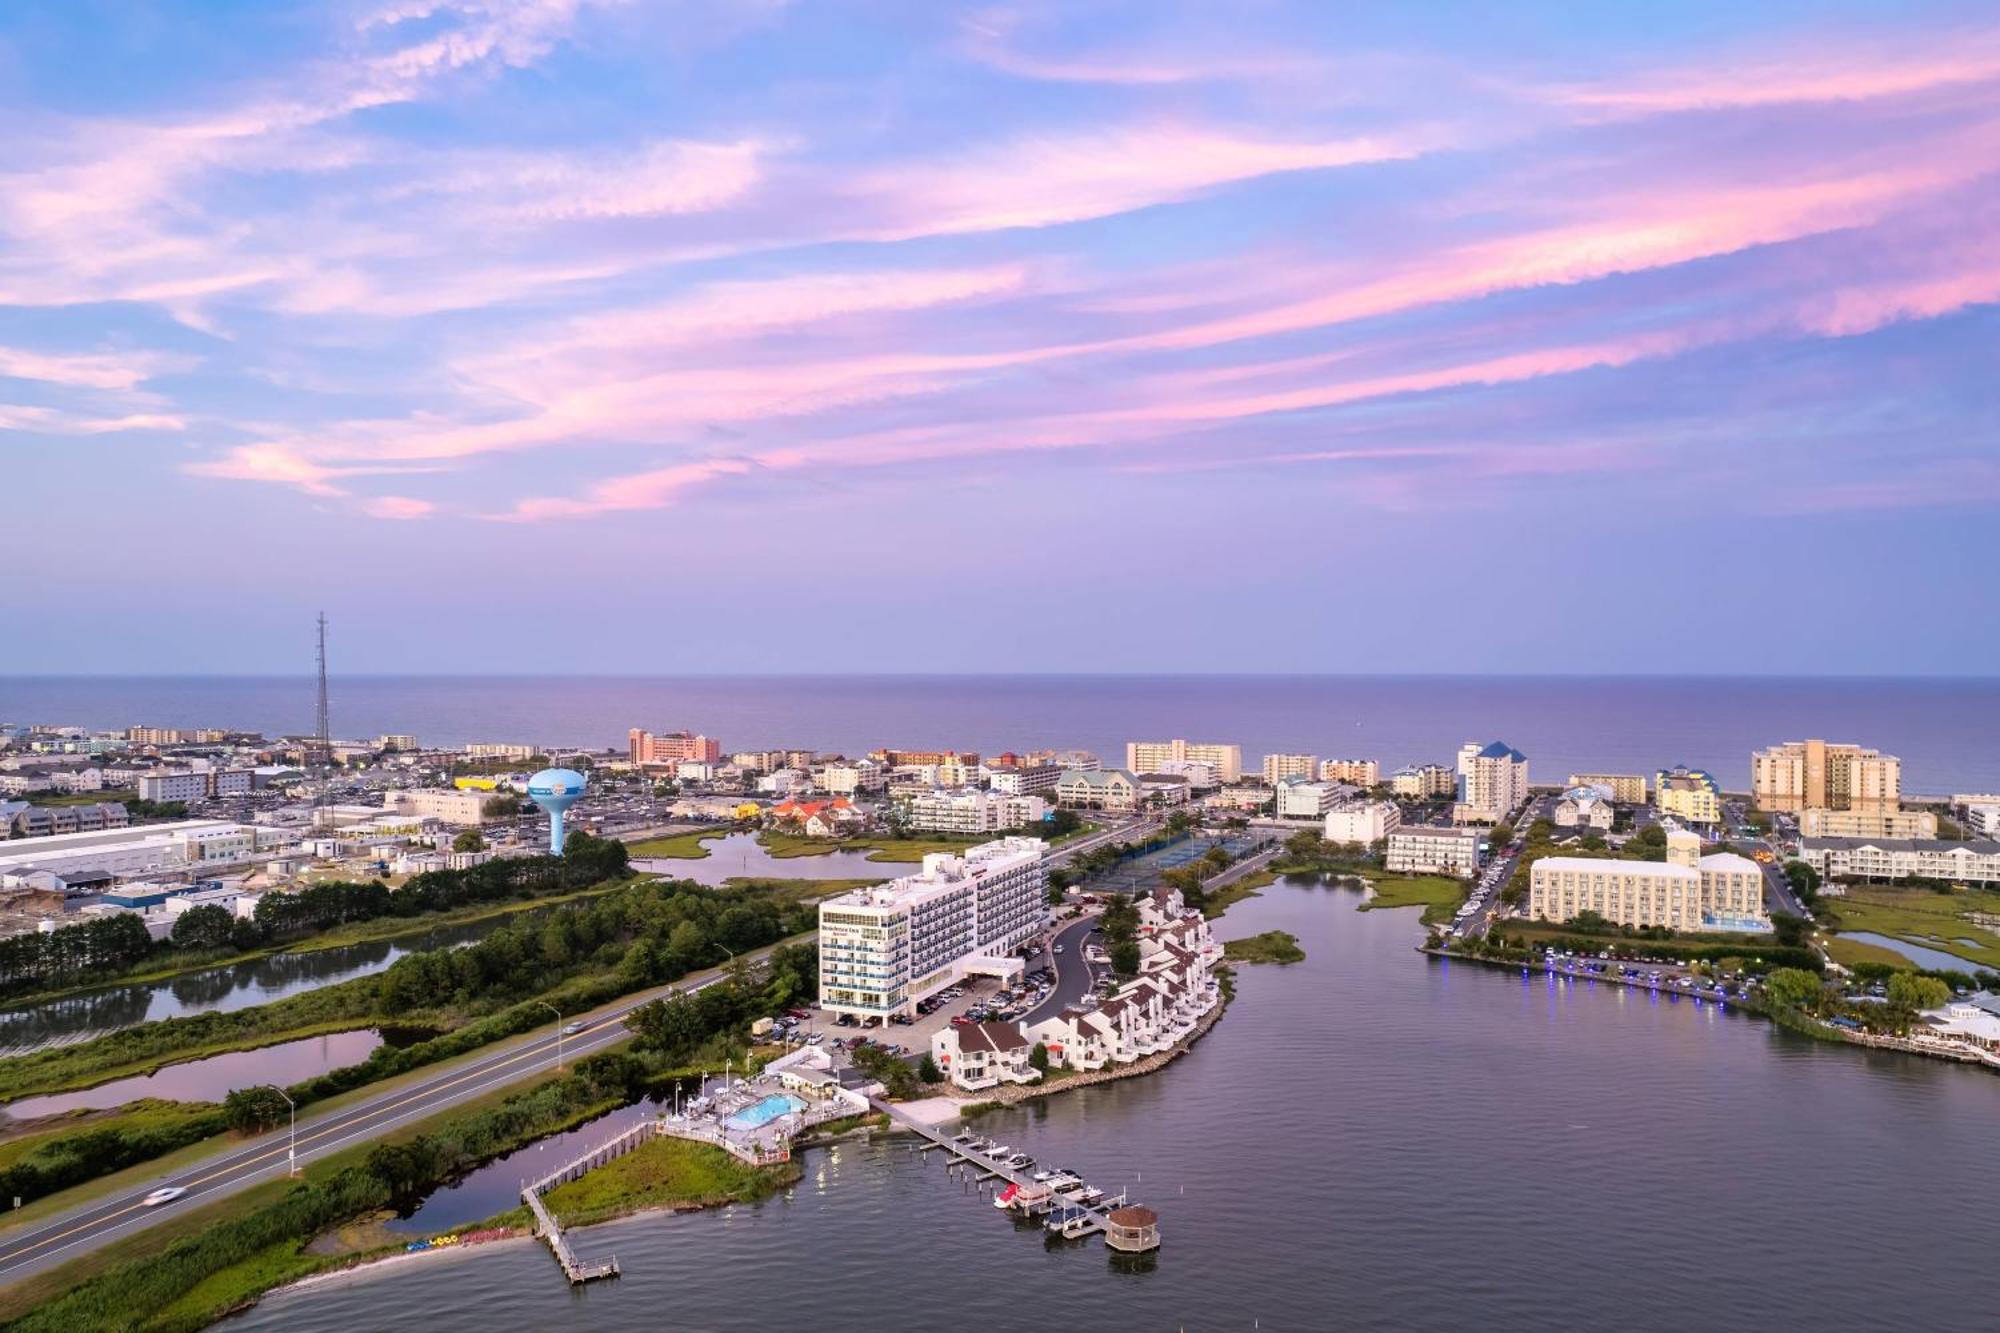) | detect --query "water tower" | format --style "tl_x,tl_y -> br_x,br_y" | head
527,767 -> 587,854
